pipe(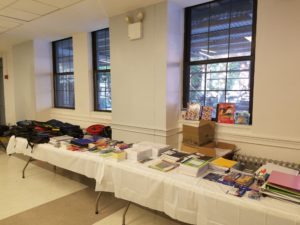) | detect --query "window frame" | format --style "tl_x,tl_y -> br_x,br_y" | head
92,28 -> 111,112
183,0 -> 257,124
52,37 -> 75,109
